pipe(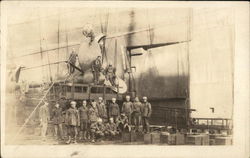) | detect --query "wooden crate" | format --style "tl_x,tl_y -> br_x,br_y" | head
130,131 -> 137,142
215,137 -> 232,145
136,132 -> 144,141
209,139 -> 215,145
167,134 -> 176,145
122,132 -> 131,142
176,133 -> 185,145
201,134 -> 209,145
151,133 -> 161,144
144,133 -> 152,144
186,135 -> 202,145
160,132 -> 169,144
